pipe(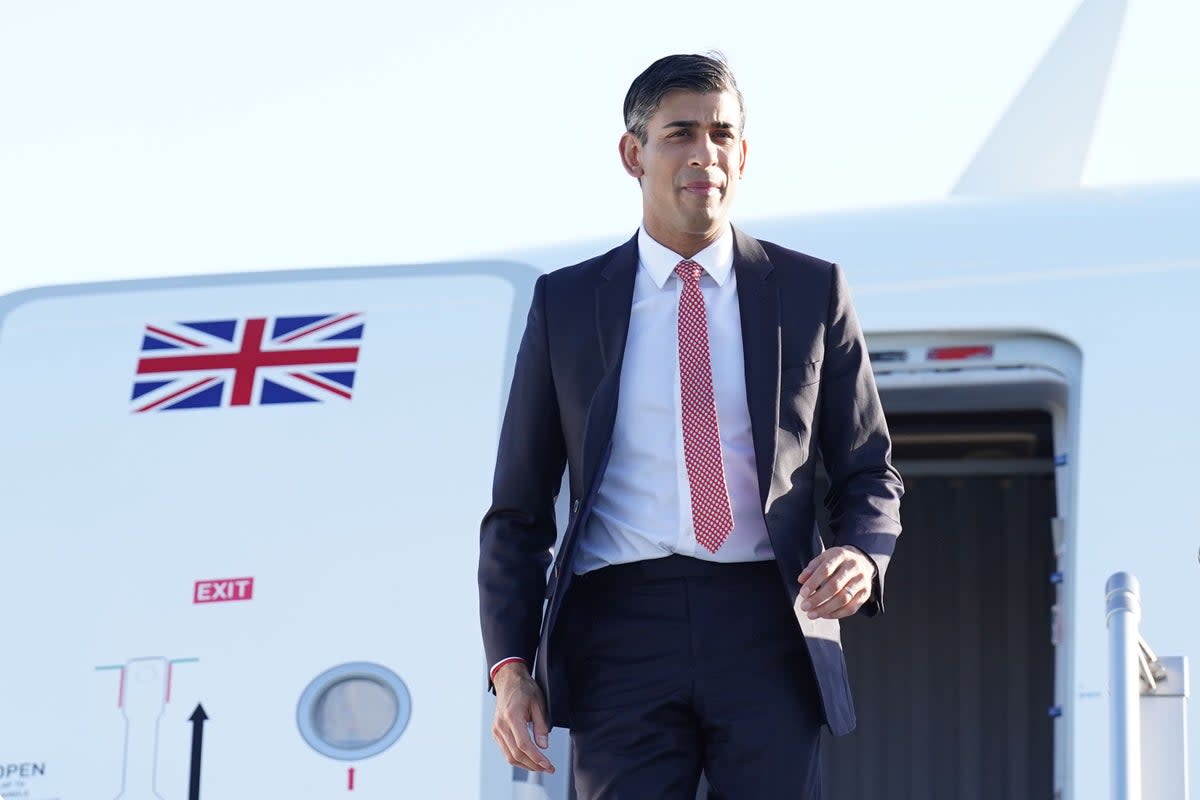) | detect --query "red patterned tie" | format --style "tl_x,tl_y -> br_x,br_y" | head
675,259 -> 734,553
